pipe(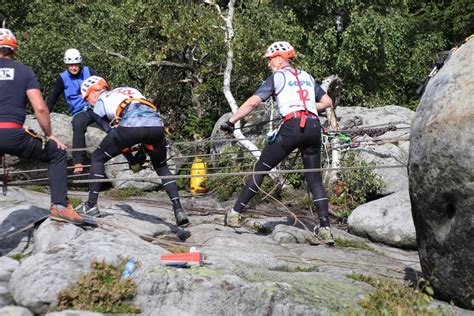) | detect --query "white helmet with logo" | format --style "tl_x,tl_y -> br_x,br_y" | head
64,48 -> 82,64
0,28 -> 17,51
264,41 -> 295,59
80,76 -> 109,100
